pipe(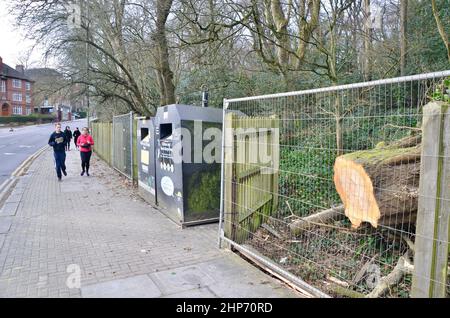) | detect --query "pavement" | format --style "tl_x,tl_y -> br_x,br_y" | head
0,147 -> 301,298
0,119 -> 86,186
